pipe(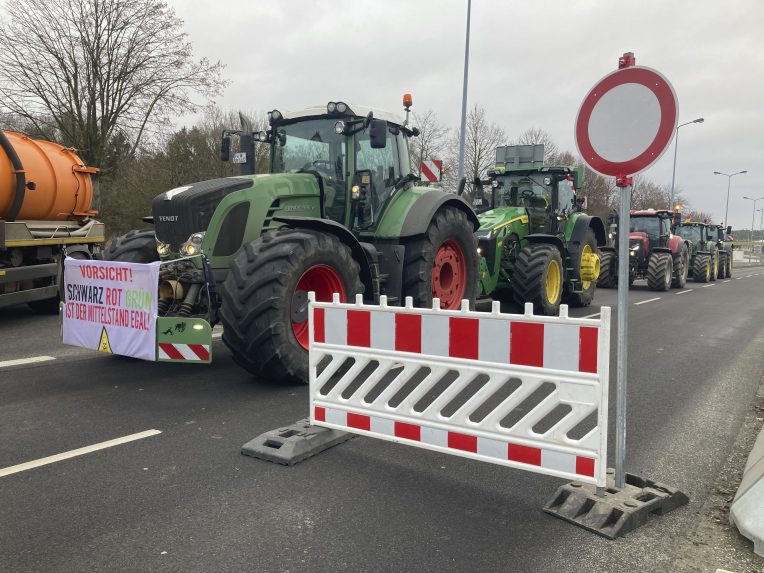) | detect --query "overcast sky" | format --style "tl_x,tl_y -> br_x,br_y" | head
172,0 -> 763,230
